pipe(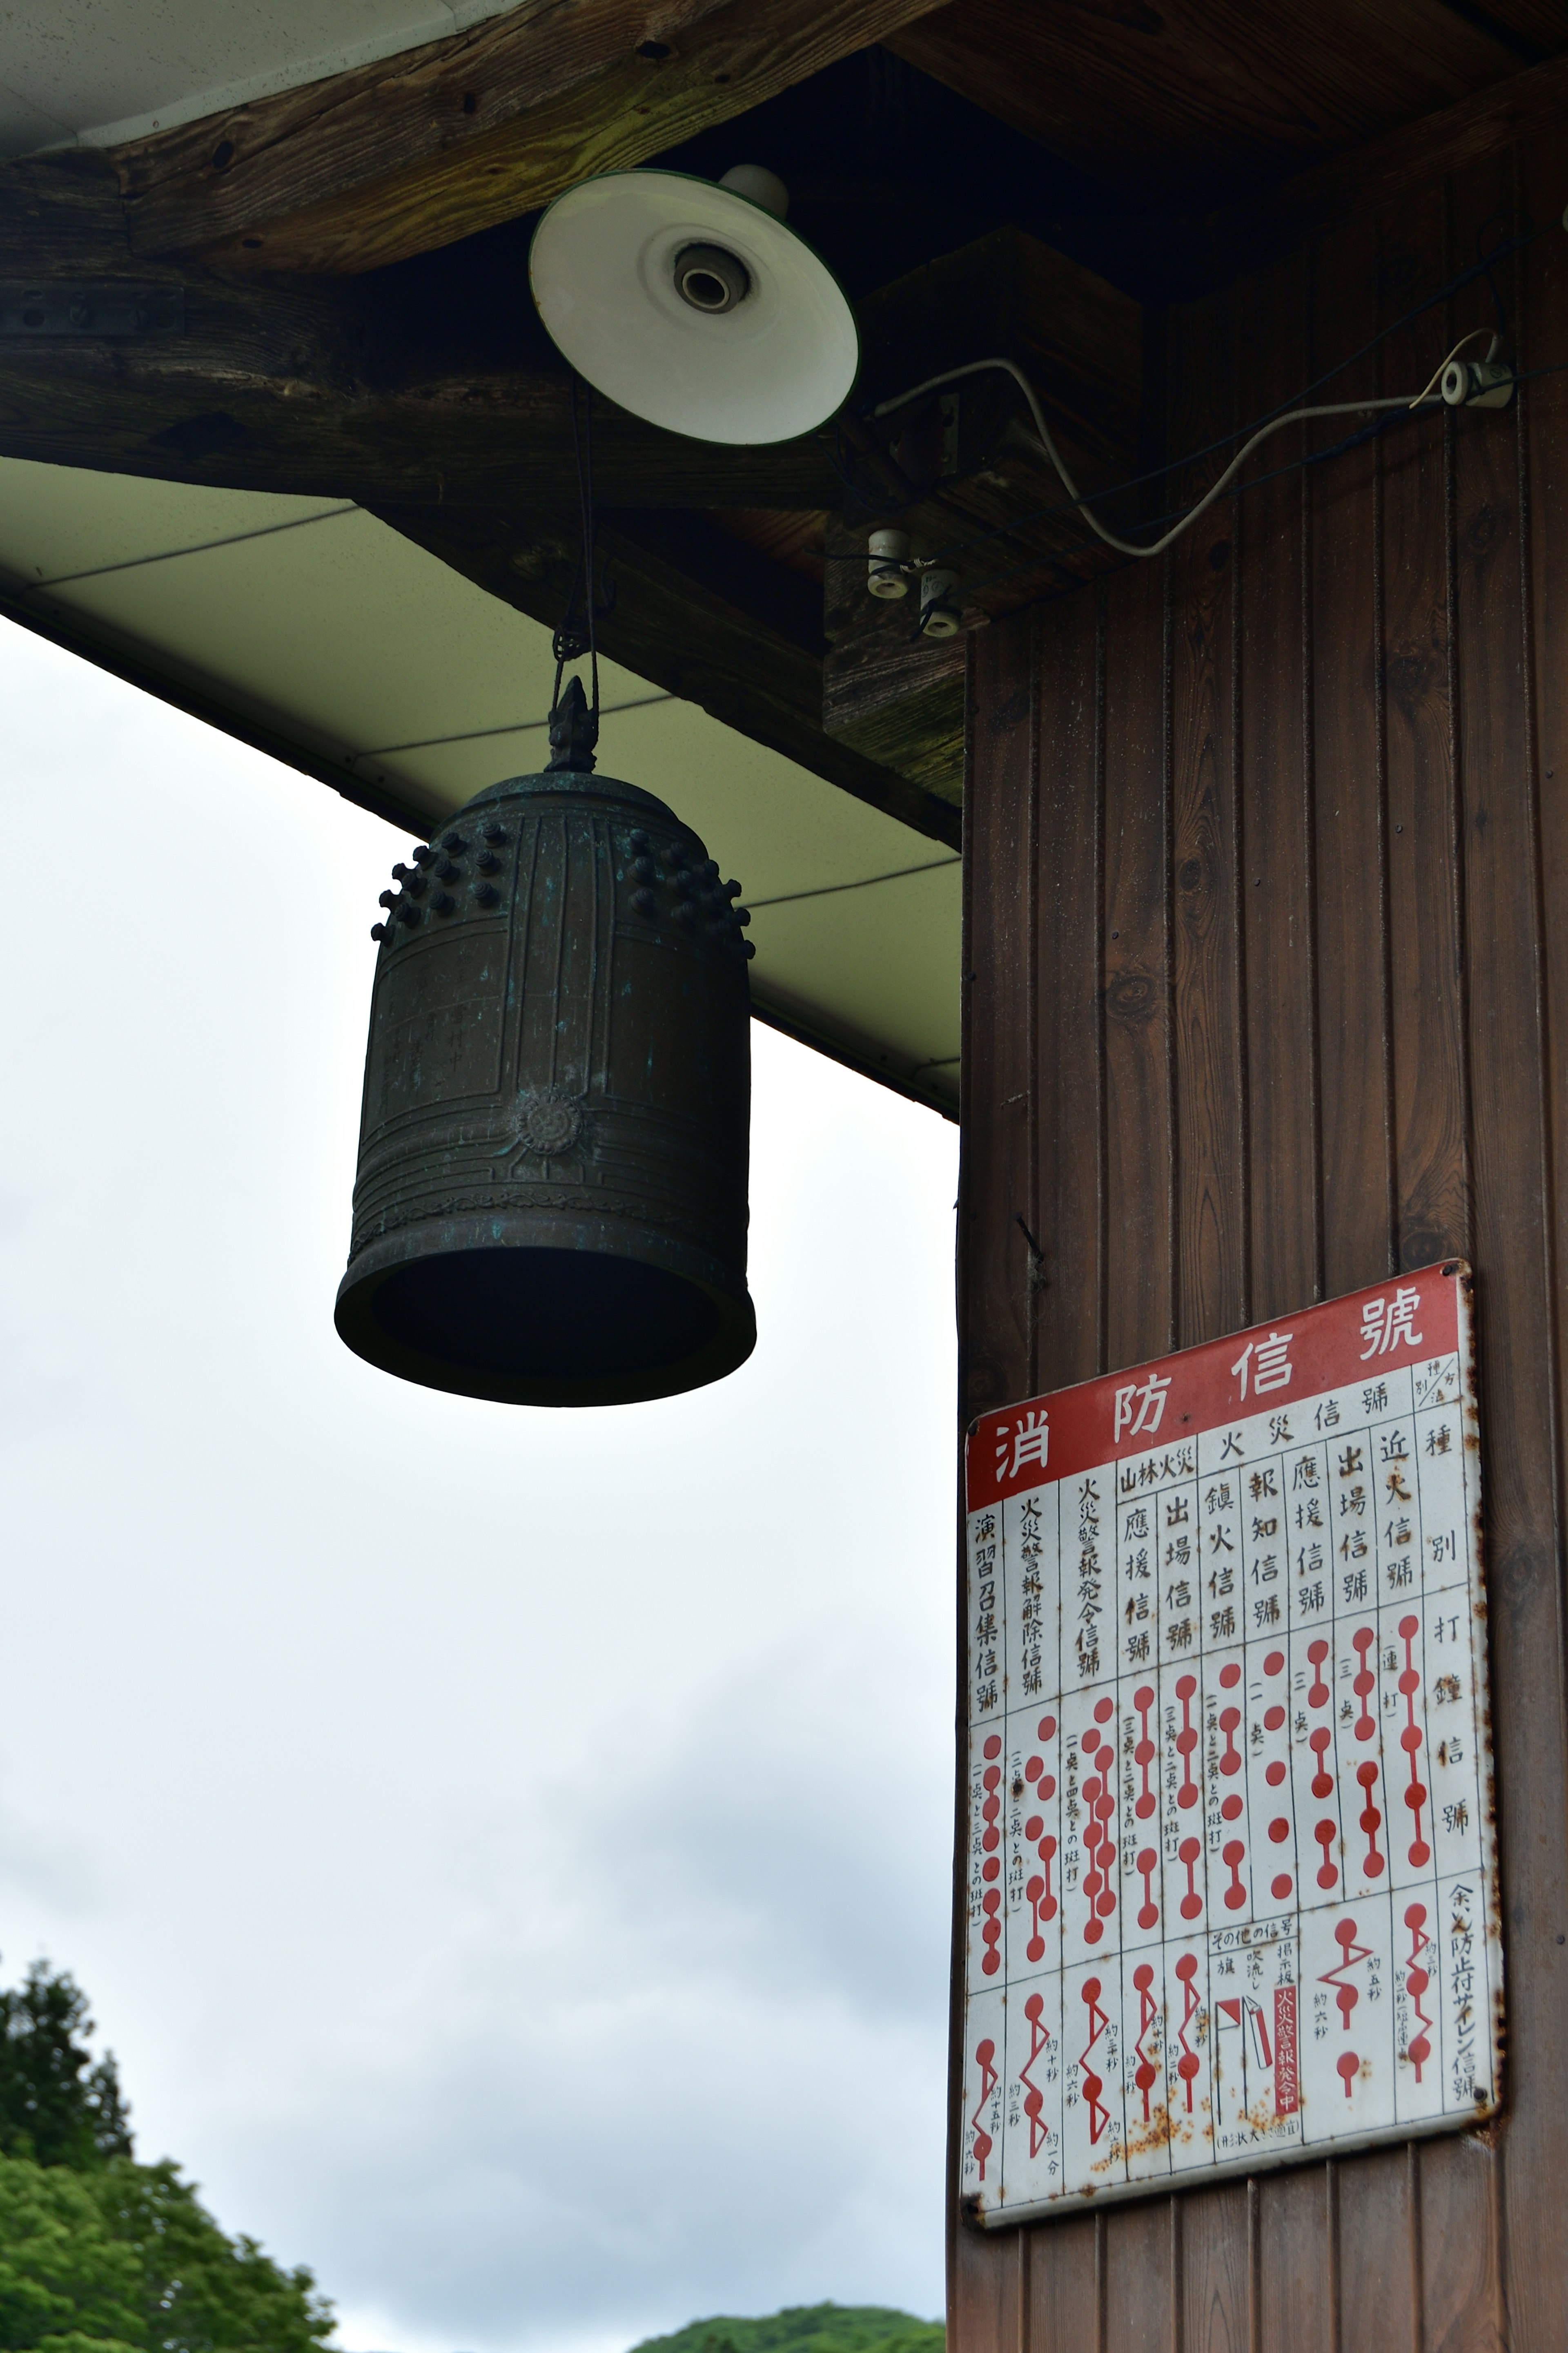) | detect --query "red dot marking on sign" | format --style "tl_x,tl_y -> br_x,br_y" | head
982,1794 -> 1000,1820
1265,1650 -> 1285,1676
1310,1725 -> 1334,1799
1221,1793 -> 1243,1822
1178,1835 -> 1203,1920
982,1952 -> 1000,1974
1399,1614 -> 1420,1642
984,1735 -> 1002,1759
983,1767 -> 1002,1791
1025,1756 -> 1042,1783
1314,1819 -> 1339,1888
1025,1814 -> 1043,1841
1269,1817 -> 1290,1843
1041,1775 -> 1058,1800
1038,1715 -> 1057,1742
1265,1704 -> 1287,1732
1399,1668 -> 1420,1697
1307,1638 -> 1331,1708
1134,1684 -> 1155,1711
1134,1961 -> 1154,1991
1136,1847 -> 1159,1929
1177,1673 -> 1198,1701
1221,1840 -> 1247,1910
1336,2051 -> 1360,2098
983,1856 -> 1000,1881
1271,1872 -> 1293,1900
1175,1952 -> 1198,1982
1221,1662 -> 1241,1688
1267,1759 -> 1287,1787
1094,1696 -> 1115,1722
983,1888 -> 1002,1915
